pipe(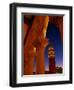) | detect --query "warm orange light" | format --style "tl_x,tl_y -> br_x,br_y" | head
34,47 -> 36,53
